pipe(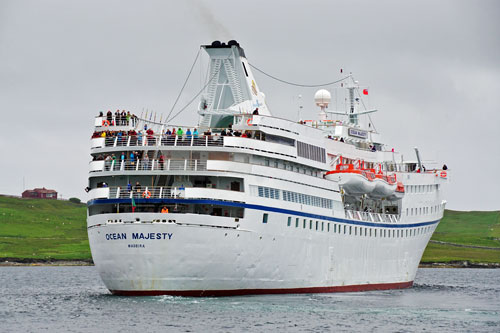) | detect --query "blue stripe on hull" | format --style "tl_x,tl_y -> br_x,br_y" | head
88,198 -> 440,228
